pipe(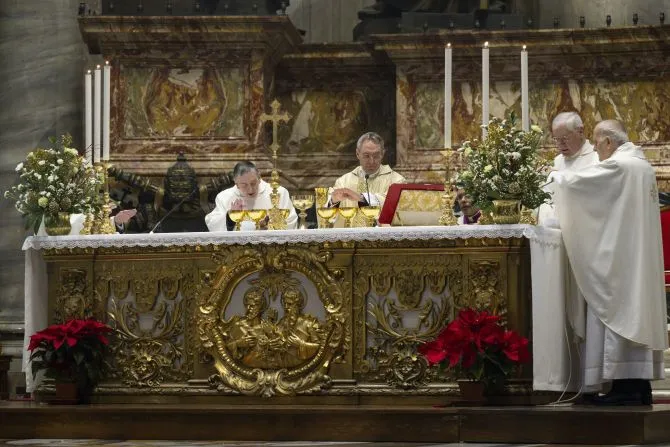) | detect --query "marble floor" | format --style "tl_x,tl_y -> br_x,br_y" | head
0,442 -> 663,447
